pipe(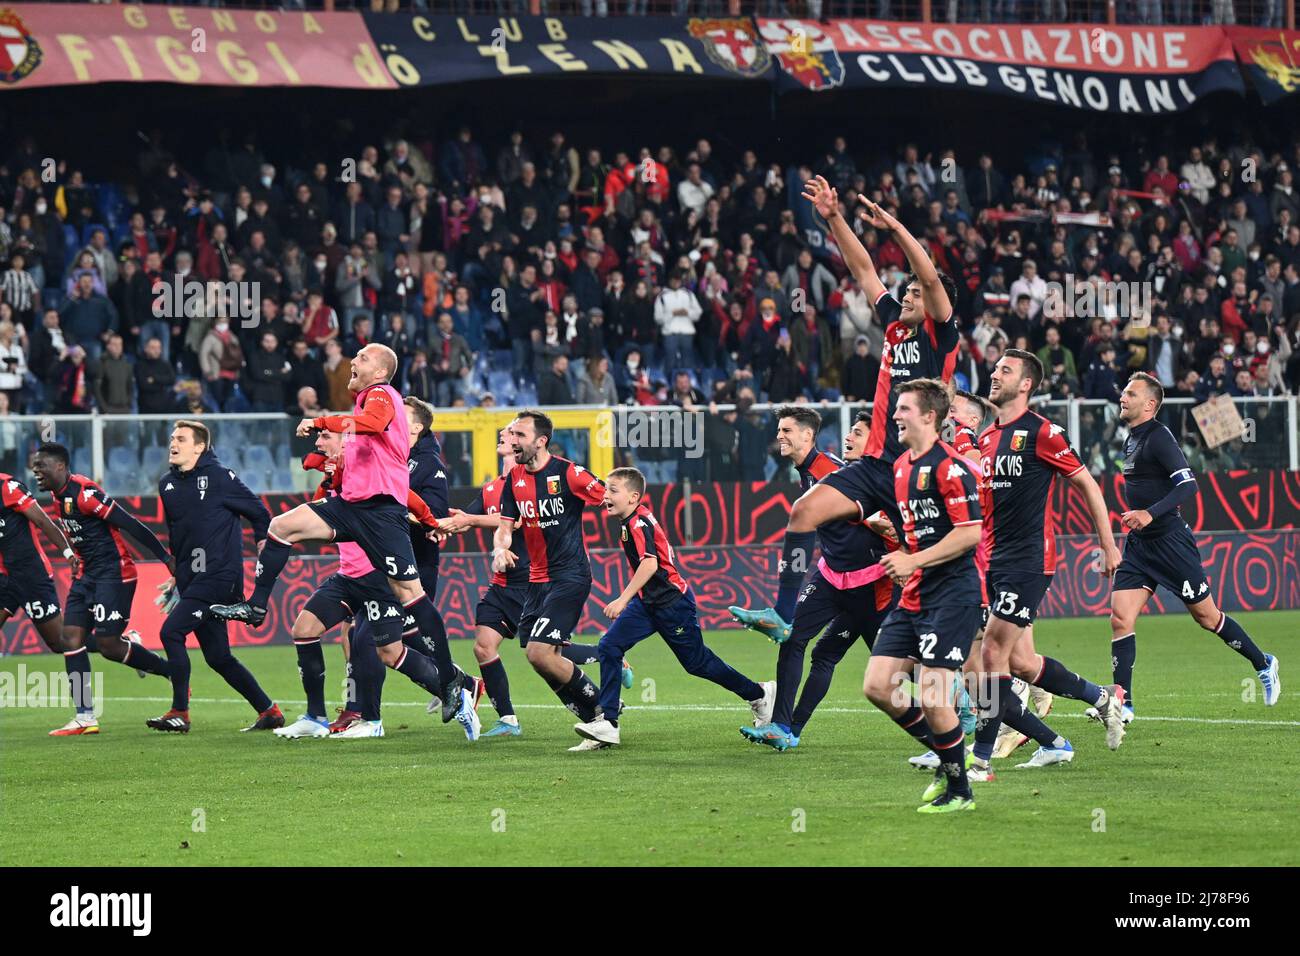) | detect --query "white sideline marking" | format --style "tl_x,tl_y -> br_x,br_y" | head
91,697 -> 1300,728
